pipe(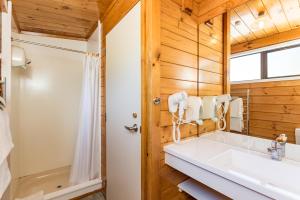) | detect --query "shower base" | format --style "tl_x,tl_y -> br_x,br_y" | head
15,166 -> 102,200
15,166 -> 71,198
